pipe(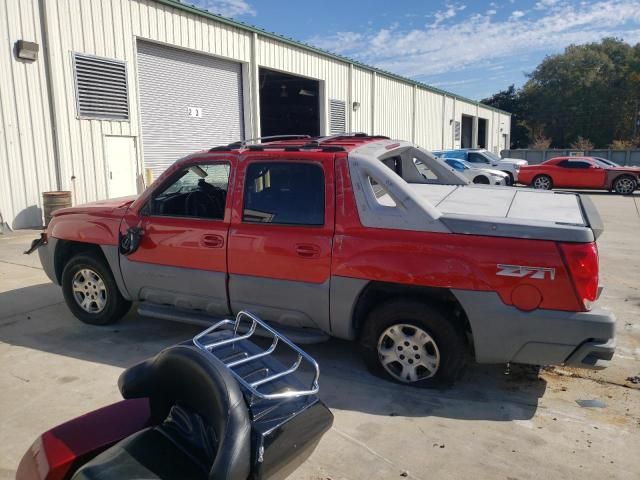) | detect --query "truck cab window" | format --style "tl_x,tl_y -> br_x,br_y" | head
149,163 -> 230,219
243,162 -> 324,225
